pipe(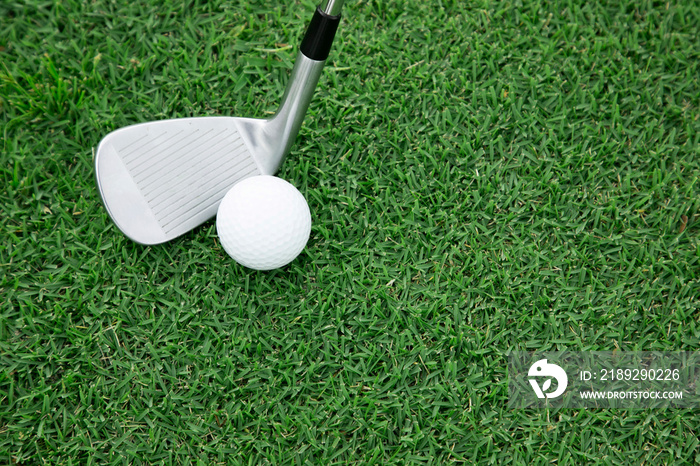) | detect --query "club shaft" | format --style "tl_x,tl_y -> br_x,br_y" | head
321,0 -> 344,16
261,1 -> 343,173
